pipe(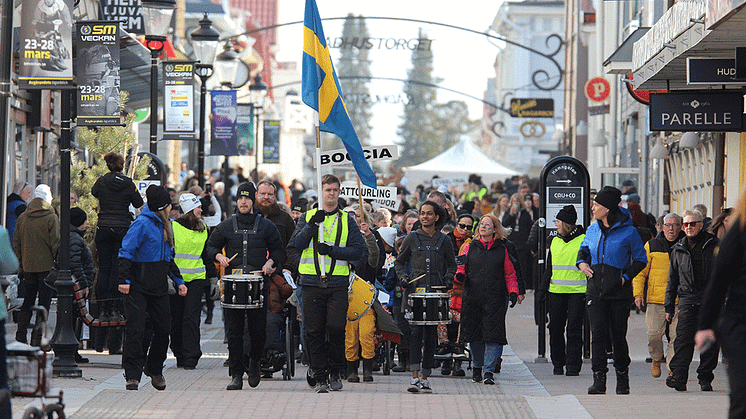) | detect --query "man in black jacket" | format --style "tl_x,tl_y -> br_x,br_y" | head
206,182 -> 285,391
665,209 -> 719,392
